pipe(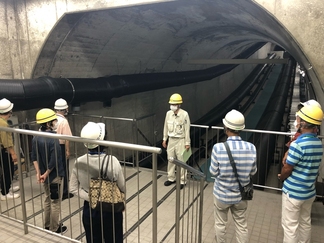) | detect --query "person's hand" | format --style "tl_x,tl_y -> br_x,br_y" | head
162,141 -> 167,149
185,145 -> 190,151
278,174 -> 284,182
40,171 -> 49,183
36,173 -> 41,183
11,153 -> 17,163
